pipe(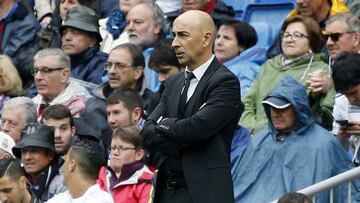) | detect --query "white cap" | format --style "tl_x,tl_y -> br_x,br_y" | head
0,132 -> 15,157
